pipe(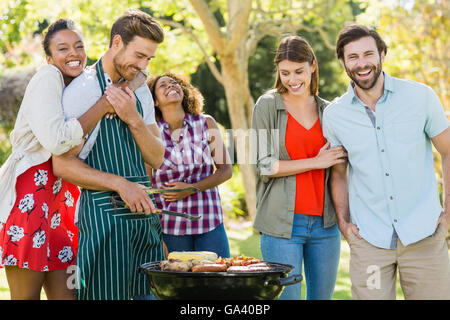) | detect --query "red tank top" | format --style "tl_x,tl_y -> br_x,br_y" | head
285,113 -> 325,216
